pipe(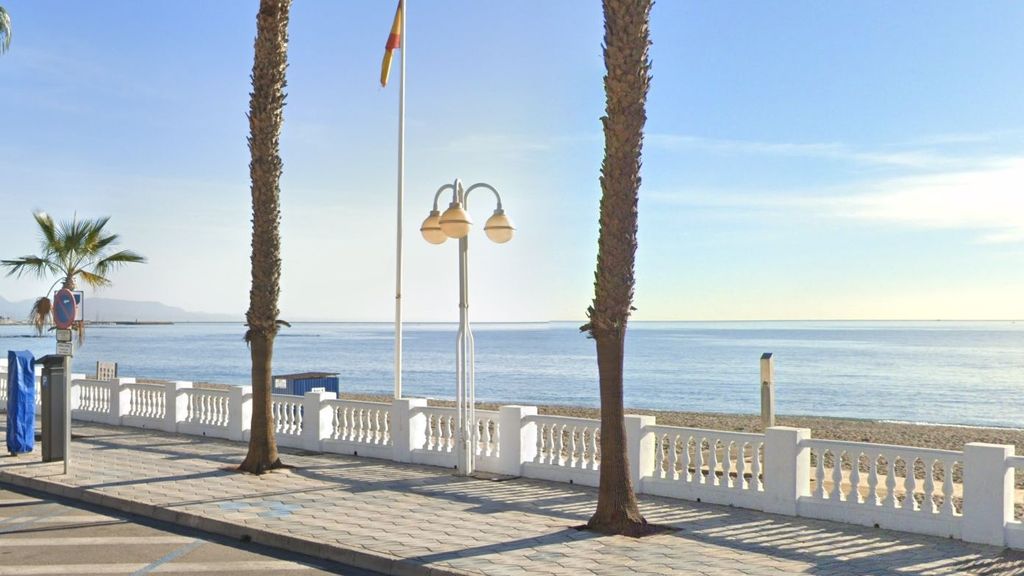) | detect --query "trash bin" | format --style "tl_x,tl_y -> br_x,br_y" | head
37,354 -> 69,462
6,350 -> 36,455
